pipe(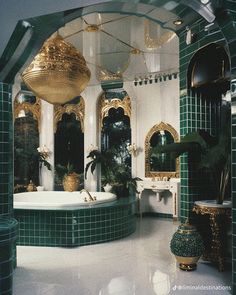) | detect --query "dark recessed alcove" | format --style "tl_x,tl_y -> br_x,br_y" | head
188,43 -> 230,98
